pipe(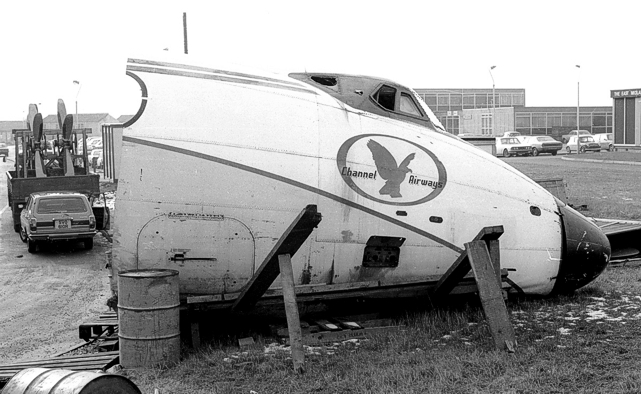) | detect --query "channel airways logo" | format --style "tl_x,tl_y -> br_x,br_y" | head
337,134 -> 447,206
